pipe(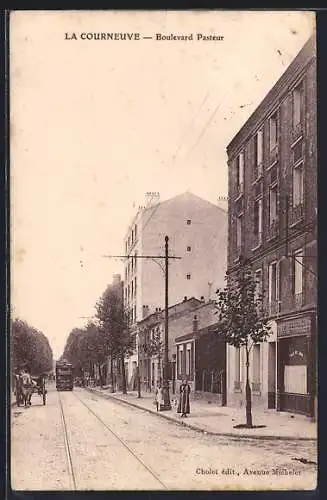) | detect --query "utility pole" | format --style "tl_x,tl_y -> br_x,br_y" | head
161,236 -> 172,410
103,236 -> 181,408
